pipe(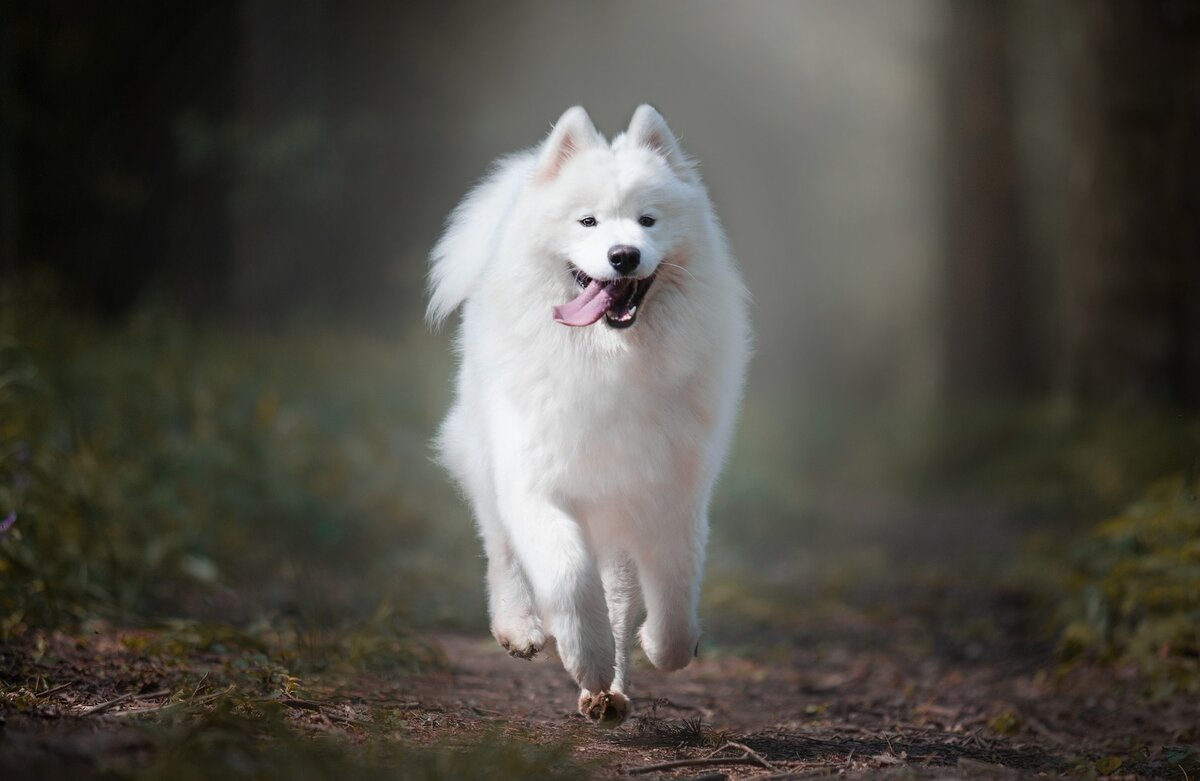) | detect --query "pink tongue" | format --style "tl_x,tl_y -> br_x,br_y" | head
552,280 -> 614,327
